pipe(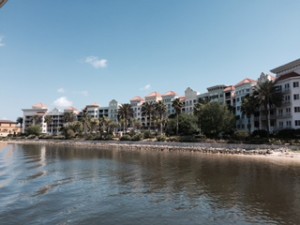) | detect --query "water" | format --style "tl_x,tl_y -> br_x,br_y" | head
0,144 -> 300,225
